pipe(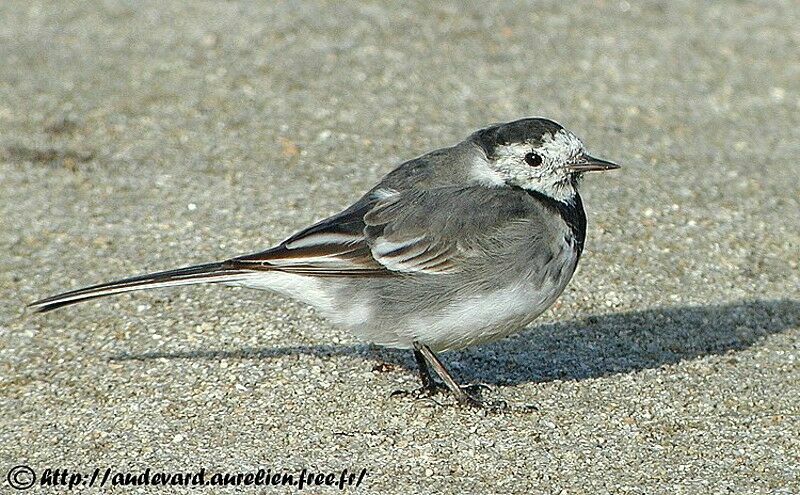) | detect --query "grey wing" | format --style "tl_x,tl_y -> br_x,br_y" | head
229,186 -> 545,276
362,187 -> 544,273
